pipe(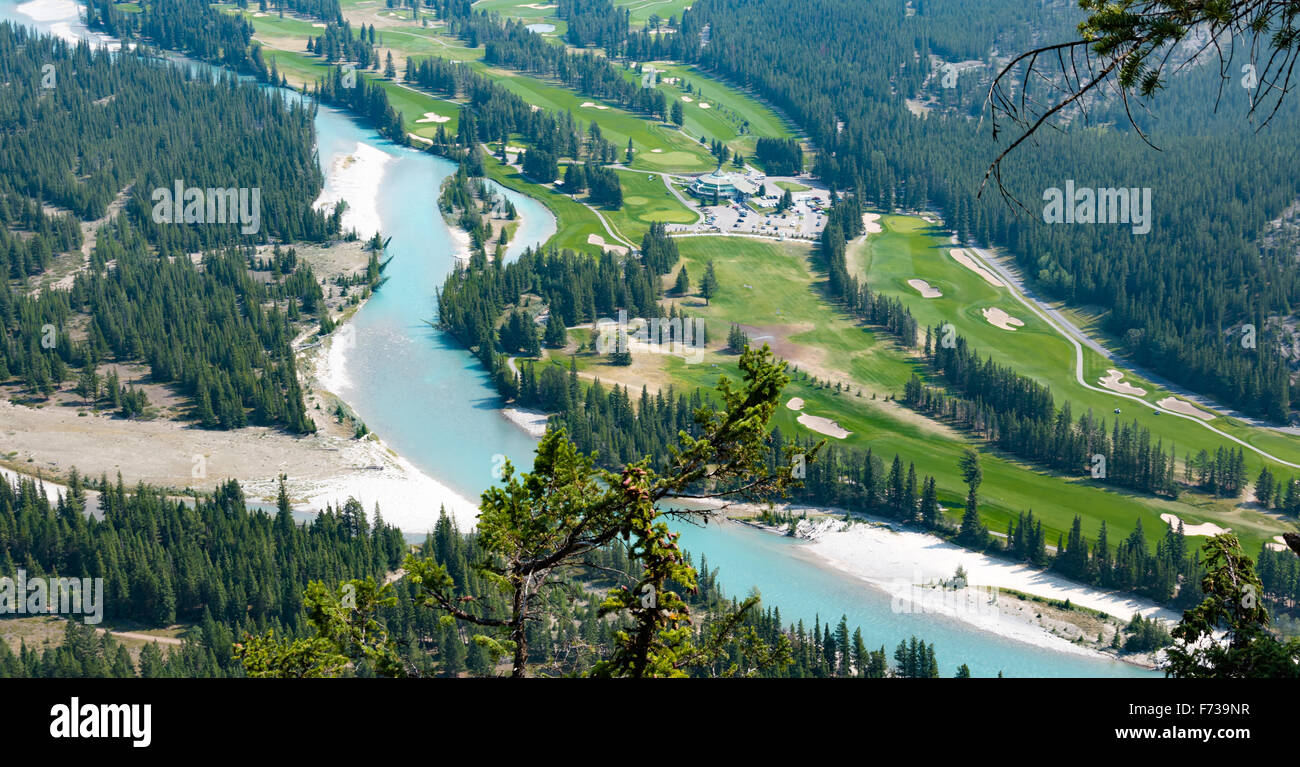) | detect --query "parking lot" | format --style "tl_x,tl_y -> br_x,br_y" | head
667,178 -> 830,242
